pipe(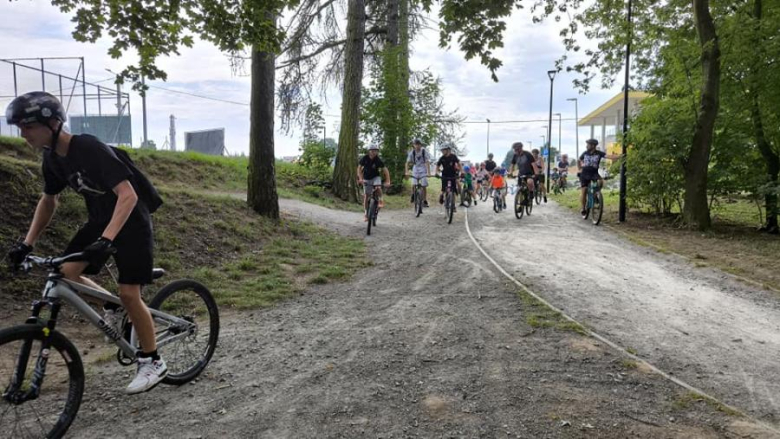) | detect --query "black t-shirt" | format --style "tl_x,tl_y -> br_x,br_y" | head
580,150 -> 606,177
43,134 -> 151,227
484,160 -> 497,172
437,154 -> 460,178
359,155 -> 385,180
511,151 -> 535,176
